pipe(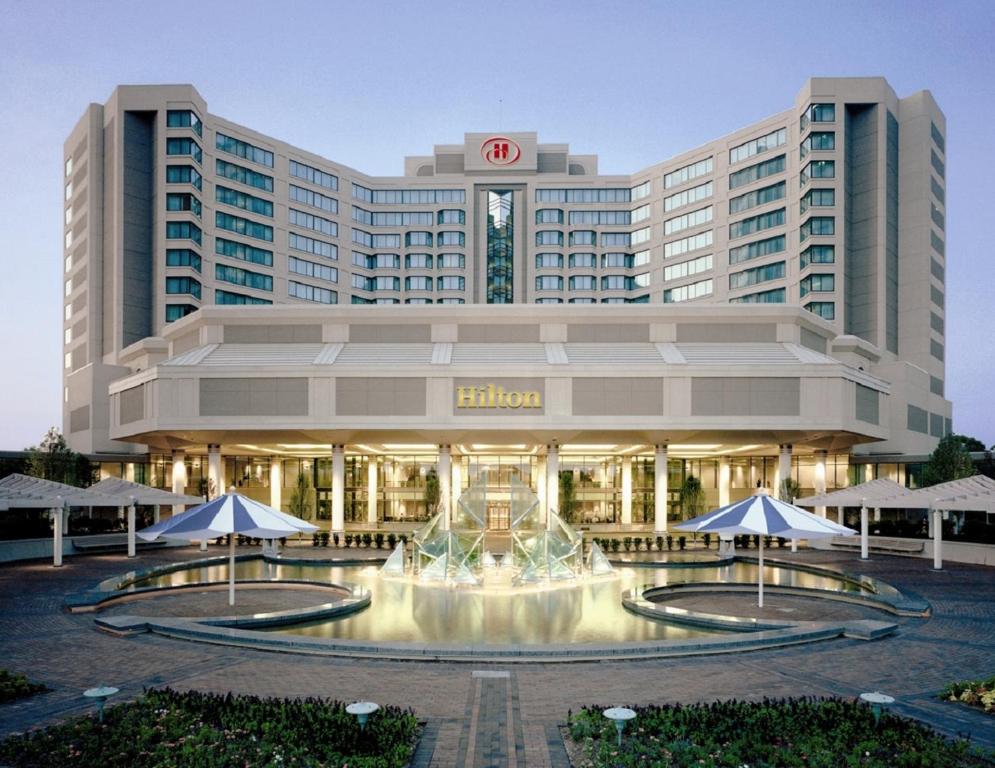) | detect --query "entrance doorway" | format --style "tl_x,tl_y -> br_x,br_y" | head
486,503 -> 511,531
